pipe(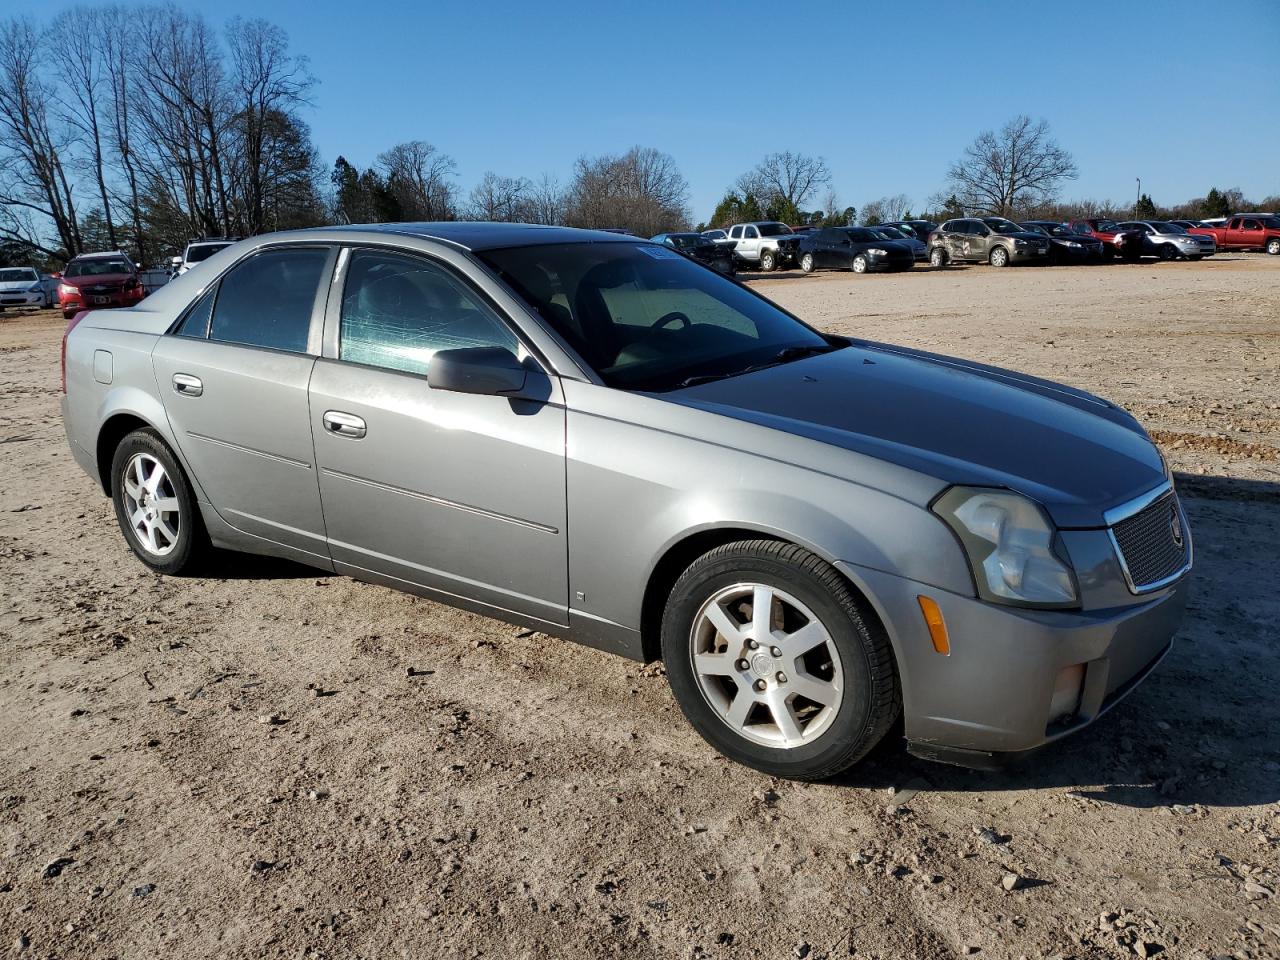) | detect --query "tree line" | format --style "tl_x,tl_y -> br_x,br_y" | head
2,6 -> 1275,271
